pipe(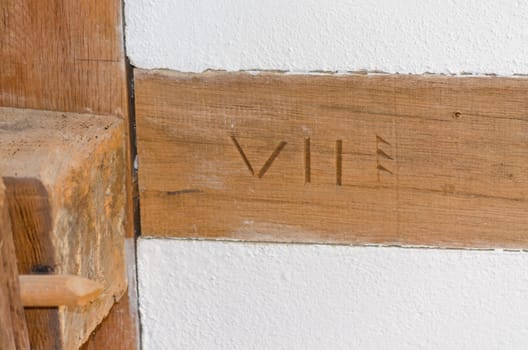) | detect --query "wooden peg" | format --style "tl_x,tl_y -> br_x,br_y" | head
19,275 -> 104,307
